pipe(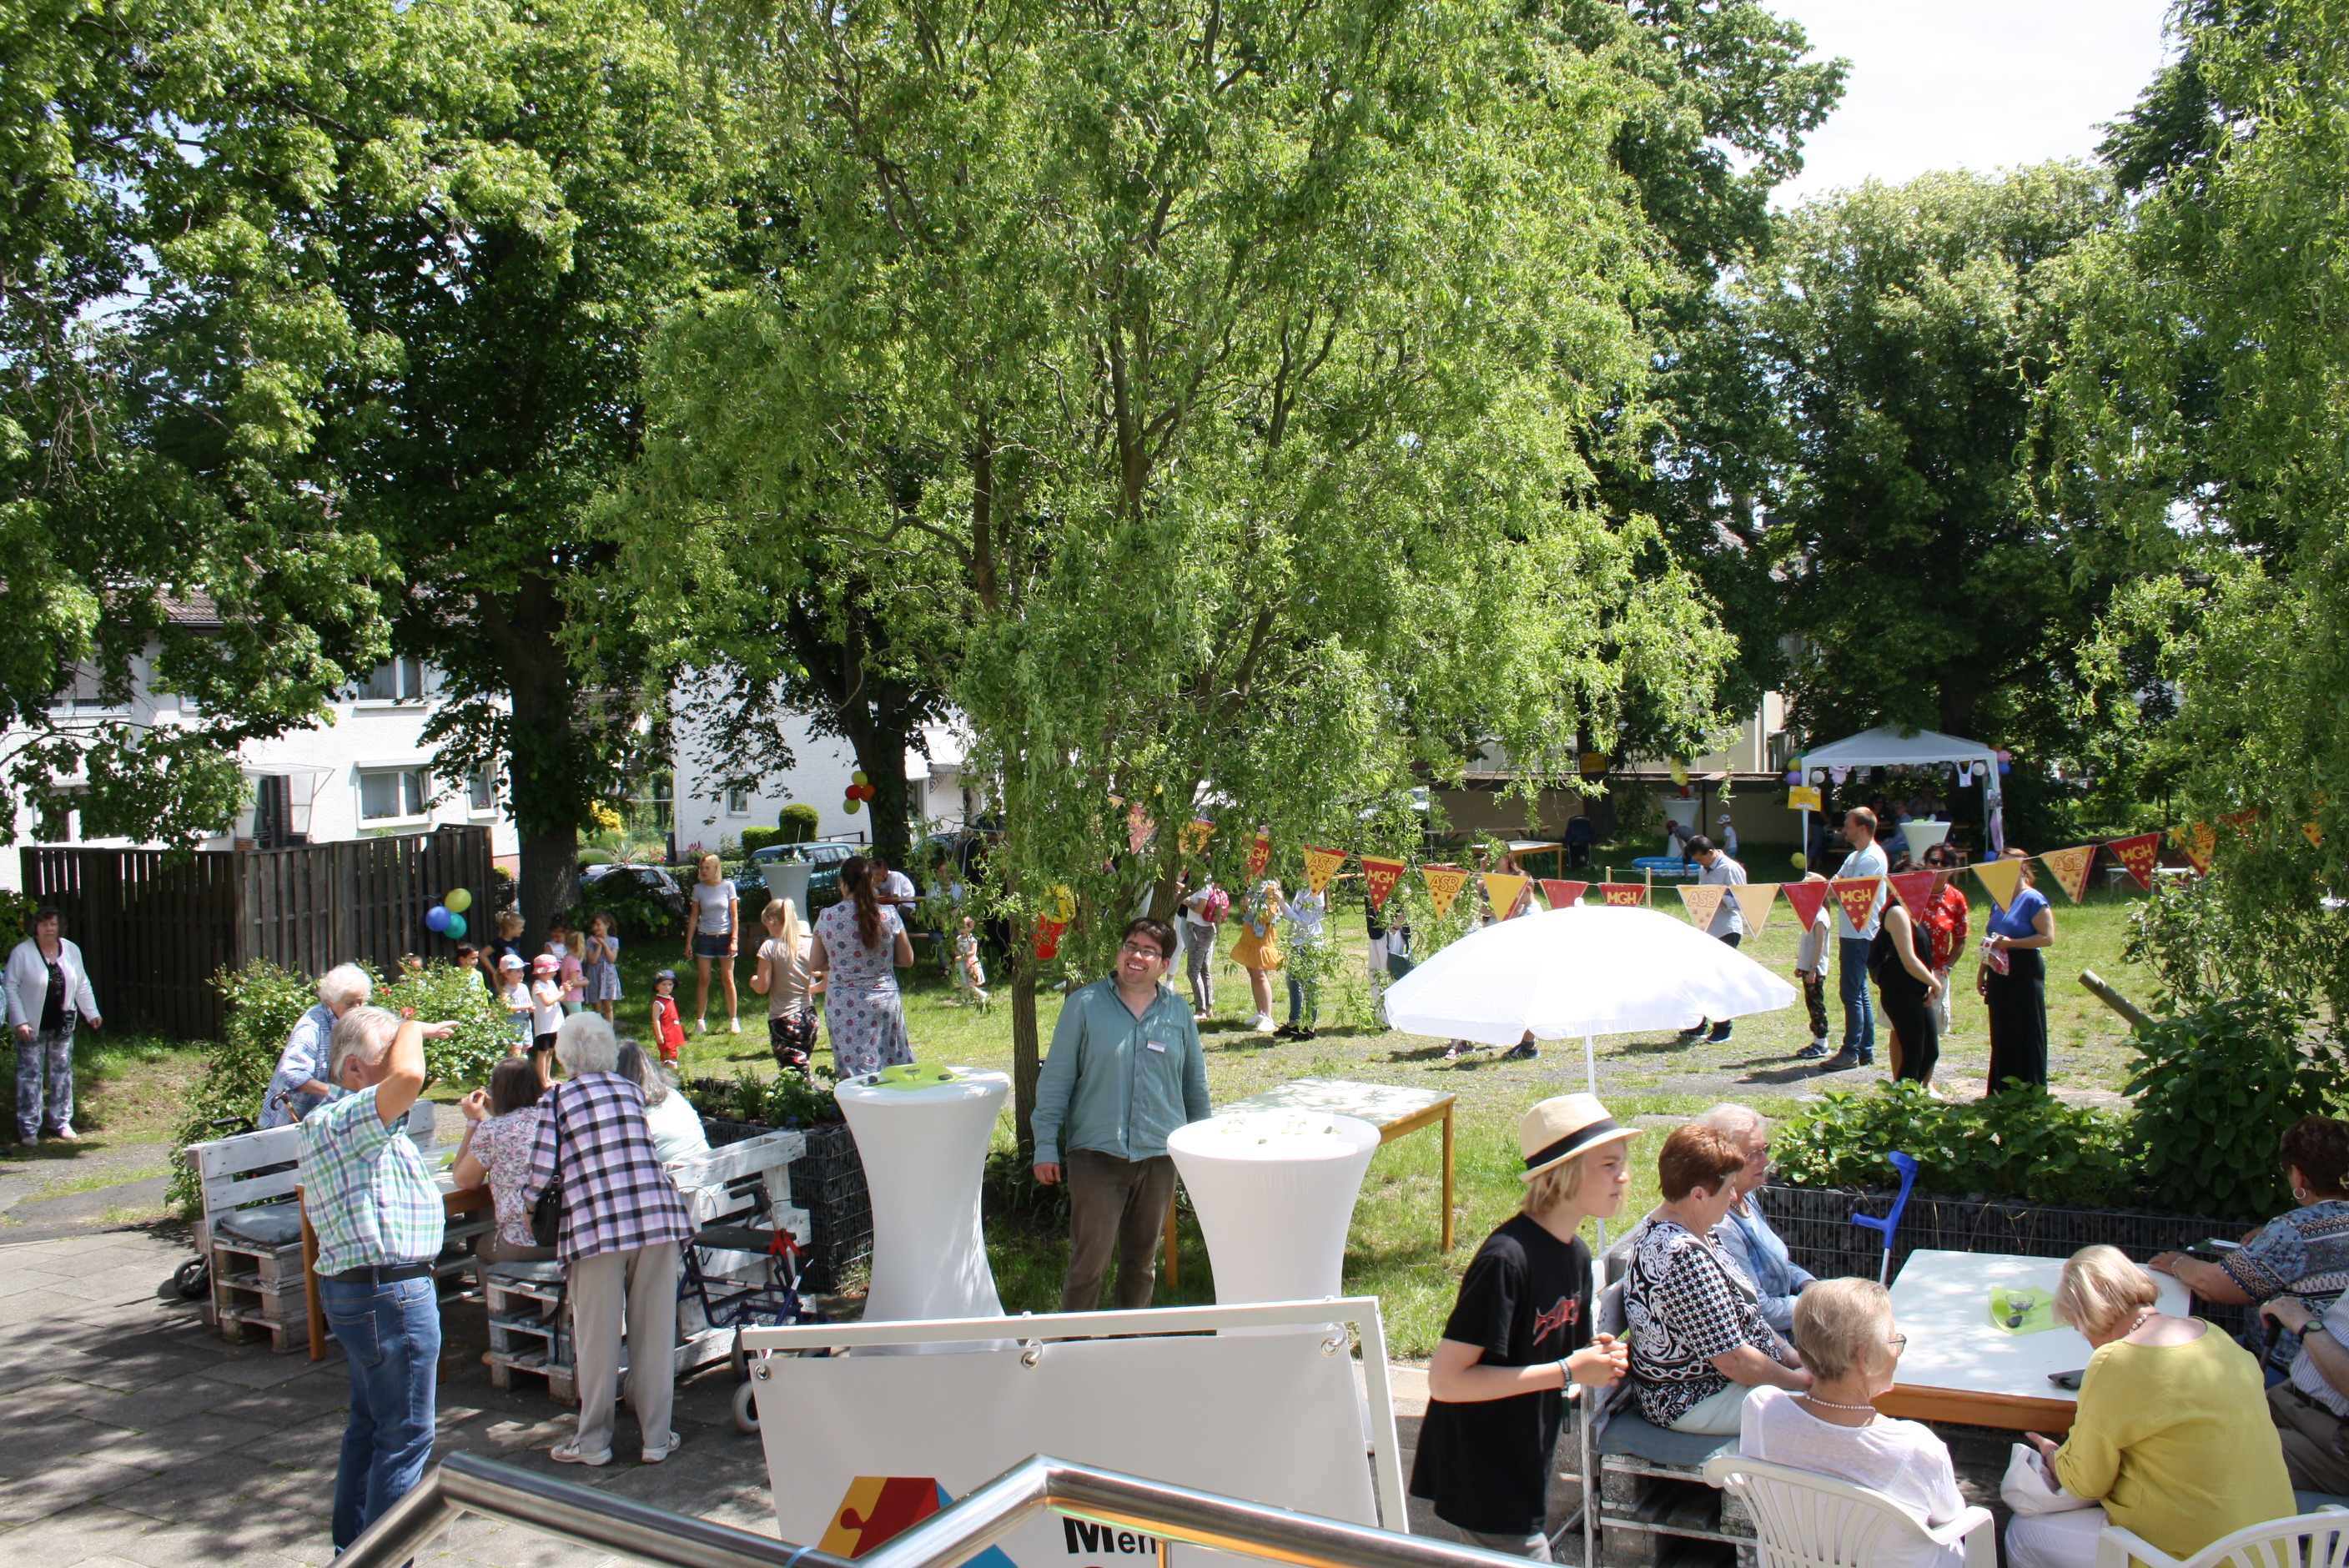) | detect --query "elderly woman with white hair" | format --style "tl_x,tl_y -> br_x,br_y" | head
616,1041 -> 710,1165
259,963 -> 374,1128
1698,1104 -> 1817,1337
522,1012 -> 696,1467
2005,1245 -> 2292,1568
